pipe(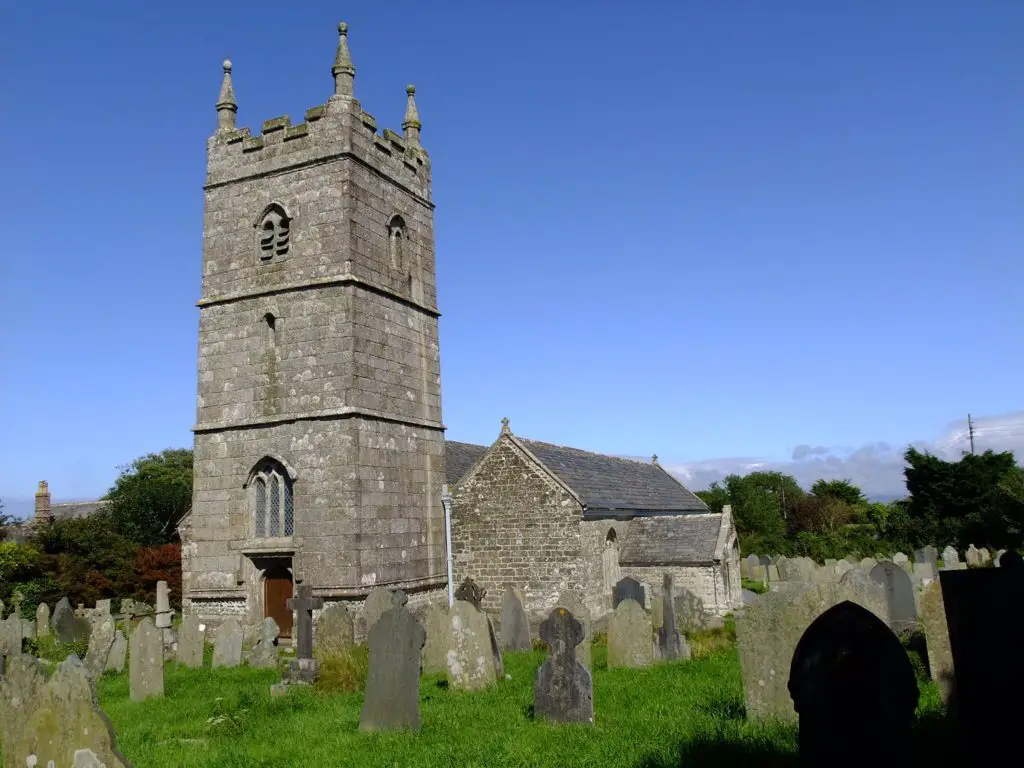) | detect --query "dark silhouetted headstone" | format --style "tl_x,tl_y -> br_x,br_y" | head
359,603 -> 426,732
454,577 -> 486,610
500,587 -> 531,651
788,601 -> 919,768
869,561 -> 918,631
999,550 -> 1023,570
612,577 -> 646,610
657,574 -> 686,660
534,607 -> 593,724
